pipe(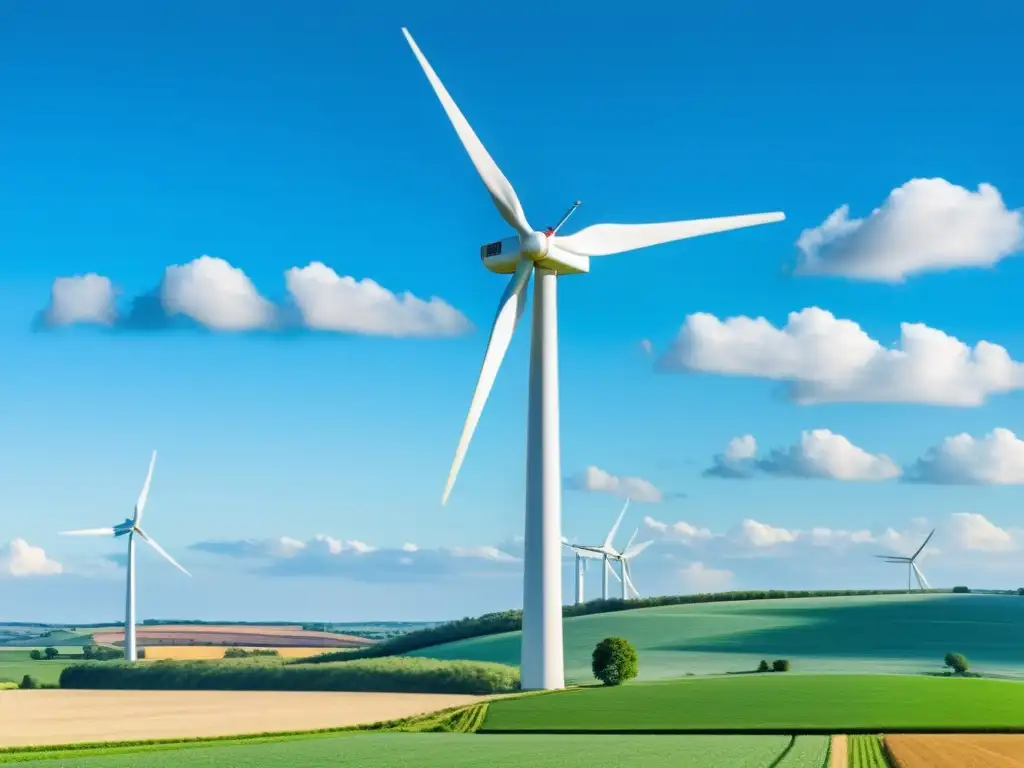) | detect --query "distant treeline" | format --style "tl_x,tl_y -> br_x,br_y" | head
302,589 -> 924,664
60,656 -> 518,695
